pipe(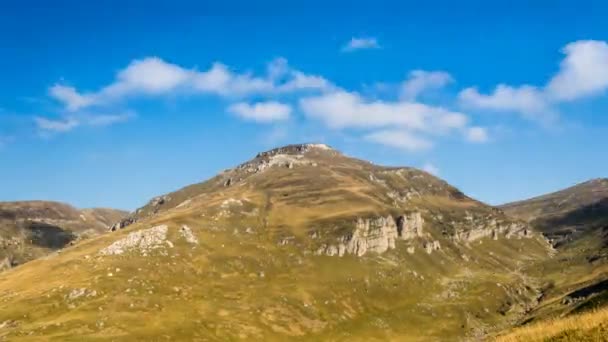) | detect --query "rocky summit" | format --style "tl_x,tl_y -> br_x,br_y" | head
0,144 -> 598,341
